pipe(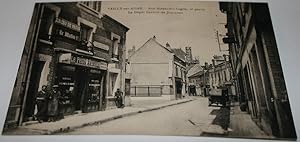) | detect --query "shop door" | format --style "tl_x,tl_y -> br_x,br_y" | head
24,61 -> 45,120
74,67 -> 89,111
